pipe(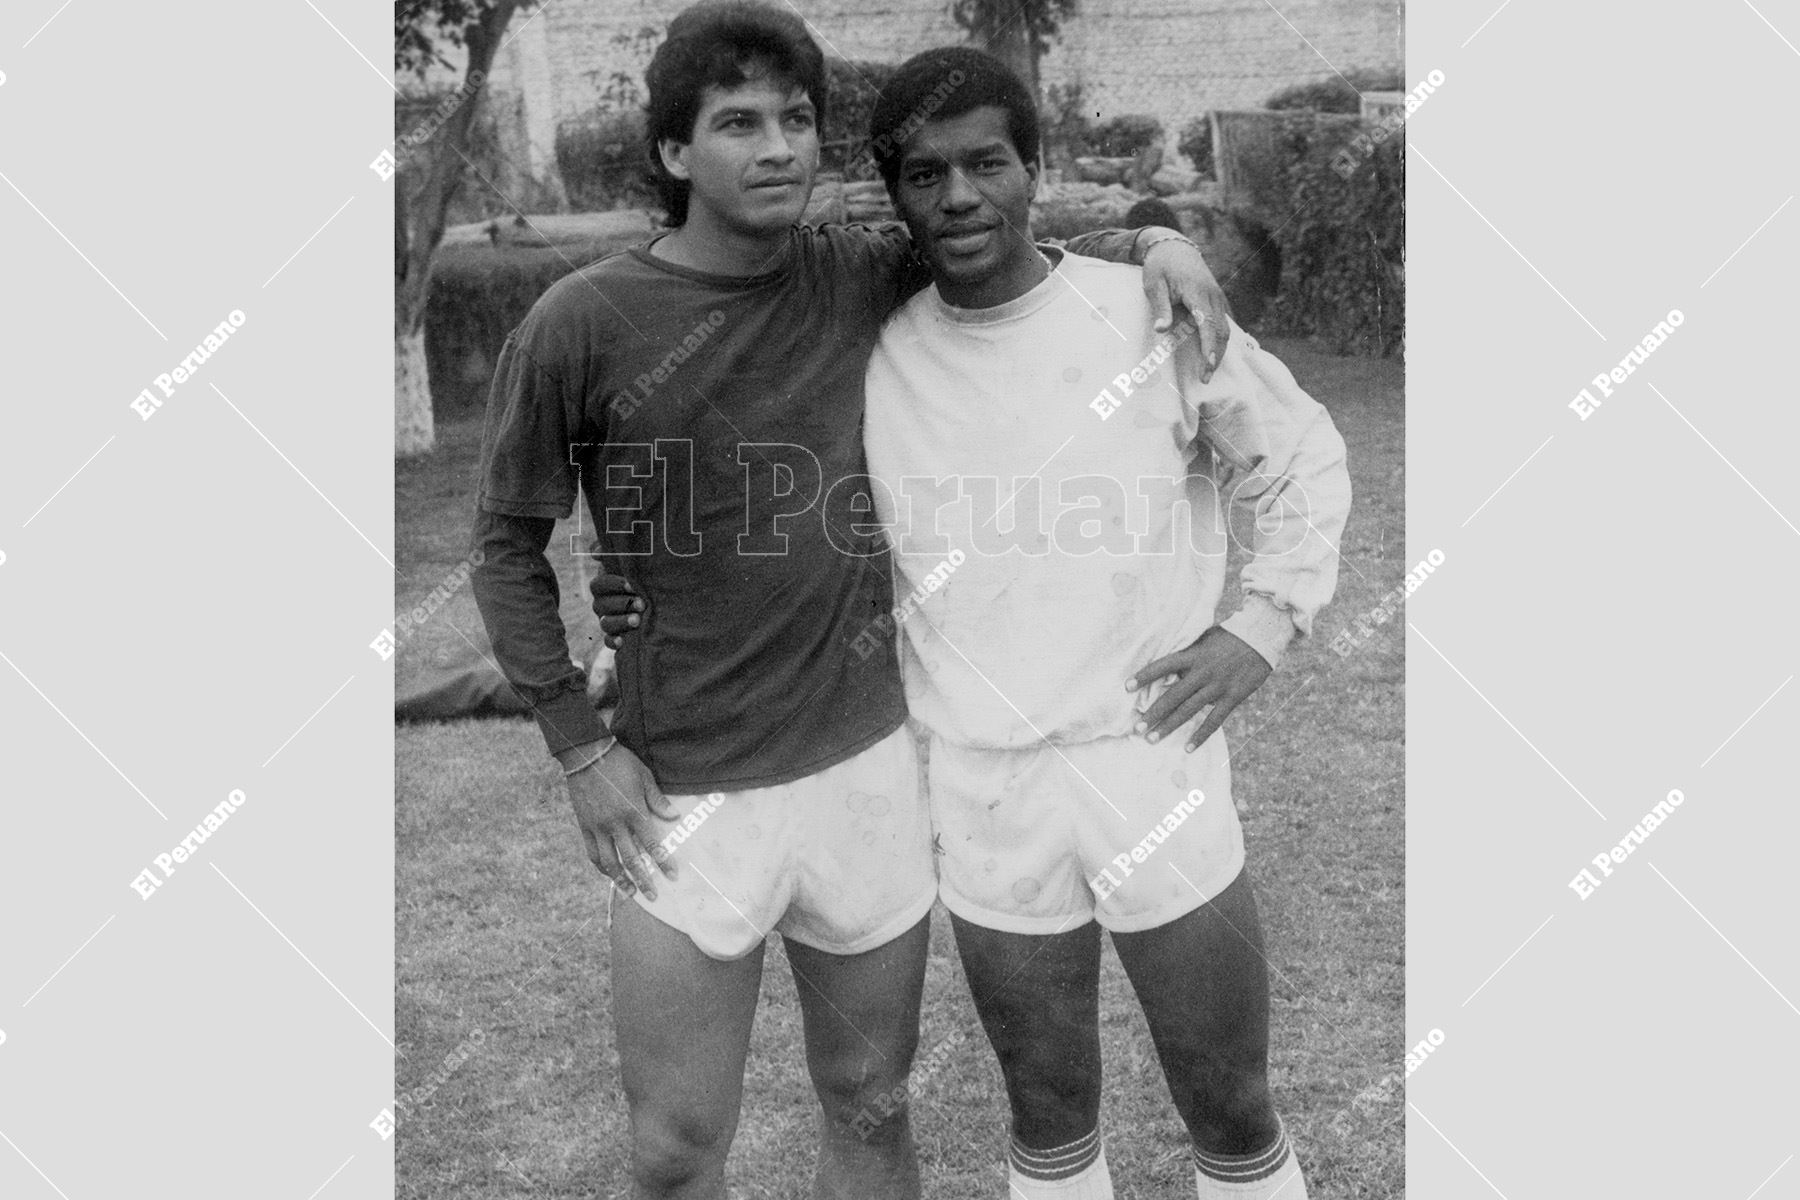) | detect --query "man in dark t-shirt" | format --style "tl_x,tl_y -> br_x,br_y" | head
469,4 -> 1229,1197
476,223 -> 920,792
